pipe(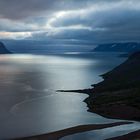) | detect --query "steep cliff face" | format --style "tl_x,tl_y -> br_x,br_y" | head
0,42 -> 11,54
